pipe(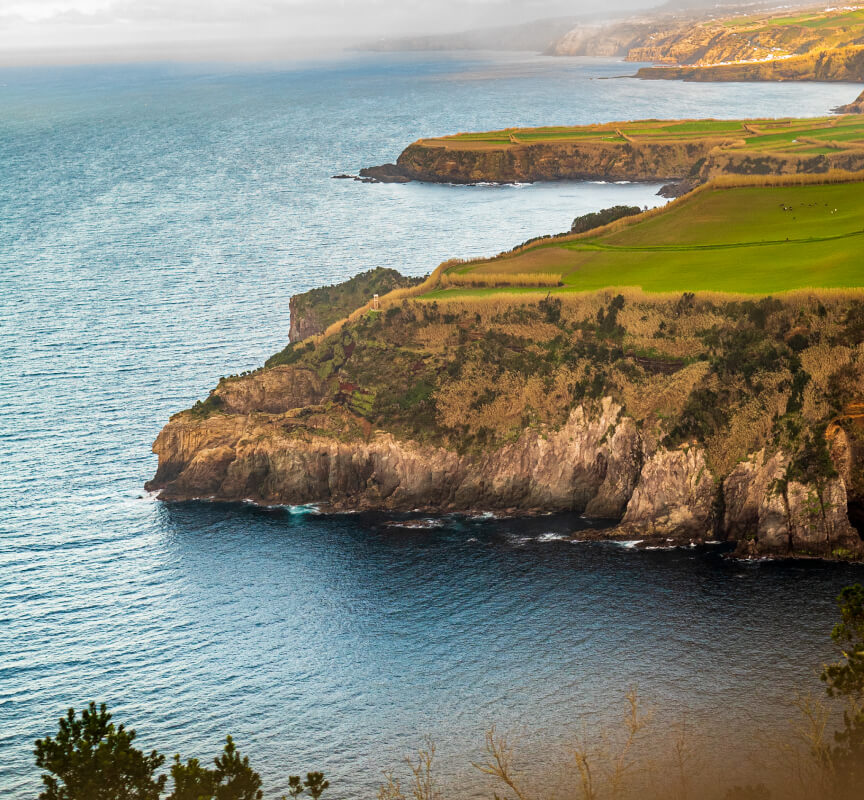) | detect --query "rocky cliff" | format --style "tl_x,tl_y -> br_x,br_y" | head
834,90 -> 864,115
387,138 -> 723,184
550,6 -> 864,83
288,267 -> 423,342
149,289 -> 864,560
636,46 -> 864,83
366,127 -> 864,186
